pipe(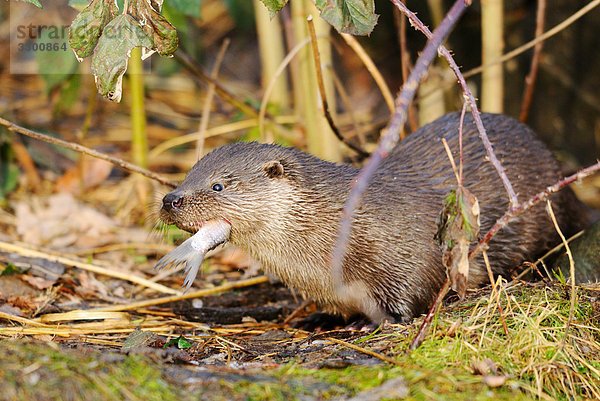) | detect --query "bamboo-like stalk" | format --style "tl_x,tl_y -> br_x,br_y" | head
310,5 -> 340,162
128,47 -> 147,169
290,0 -> 338,161
417,70 -> 445,126
253,0 -> 289,113
481,0 -> 504,113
